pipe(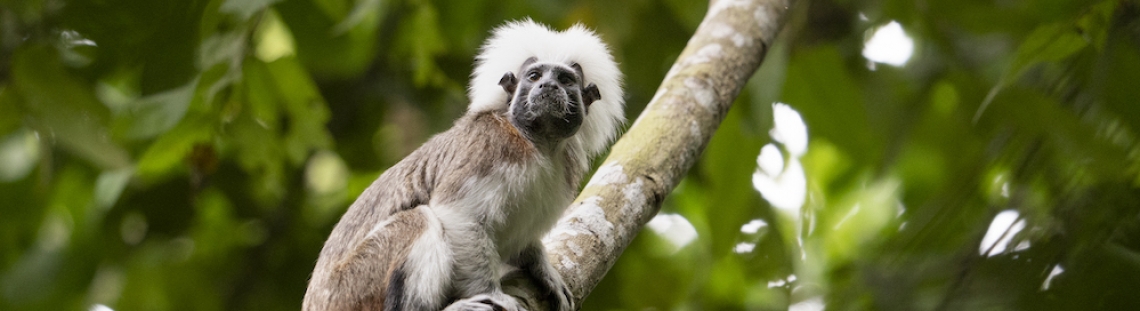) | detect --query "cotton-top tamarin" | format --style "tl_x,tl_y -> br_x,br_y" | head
302,19 -> 624,311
